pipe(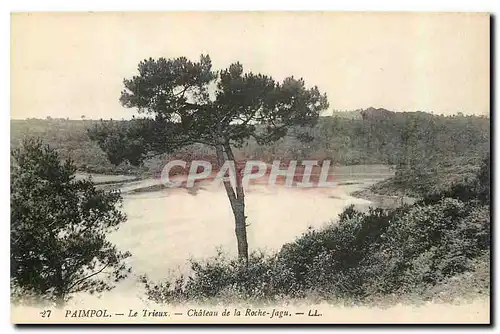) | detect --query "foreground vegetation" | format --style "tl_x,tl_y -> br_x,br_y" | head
141,156 -> 490,305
